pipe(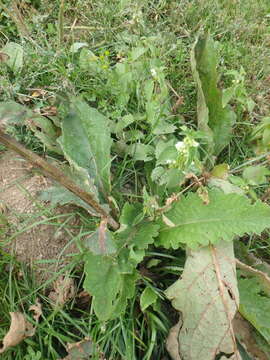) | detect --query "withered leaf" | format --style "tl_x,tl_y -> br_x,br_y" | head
49,275 -> 76,308
0,312 -> 34,353
29,298 -> 42,322
0,52 -> 10,62
61,337 -> 103,360
166,241 -> 242,360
